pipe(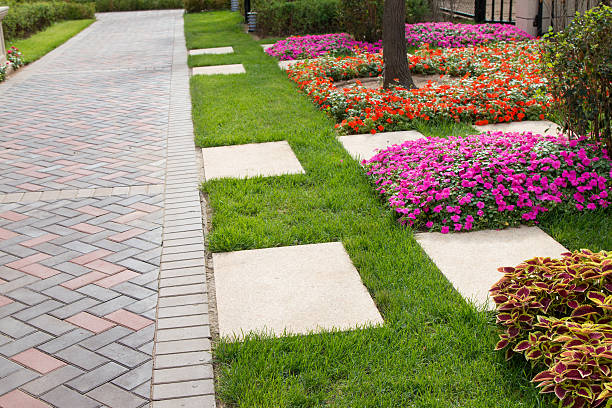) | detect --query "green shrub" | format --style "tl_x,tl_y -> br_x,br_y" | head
339,0 -> 429,42
182,0 -> 227,13
541,5 -> 612,150
255,0 -> 341,37
491,250 -> 612,407
95,0 -> 185,12
2,1 -> 94,40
